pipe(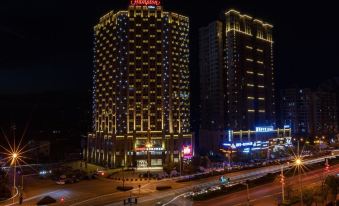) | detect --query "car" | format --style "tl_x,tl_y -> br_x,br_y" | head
56,180 -> 65,185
